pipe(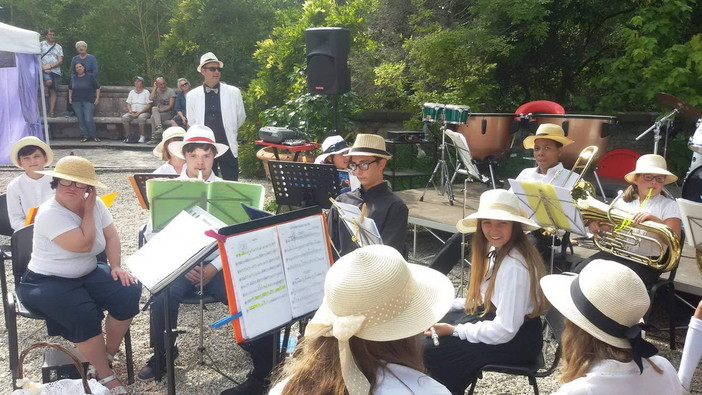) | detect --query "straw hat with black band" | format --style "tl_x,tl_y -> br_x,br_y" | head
540,259 -> 658,373
304,245 -> 454,395
523,123 -> 574,149
167,125 -> 229,160
624,154 -> 678,185
153,126 -> 186,160
36,156 -> 107,189
344,134 -> 392,159
10,136 -> 54,168
456,189 -> 539,233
